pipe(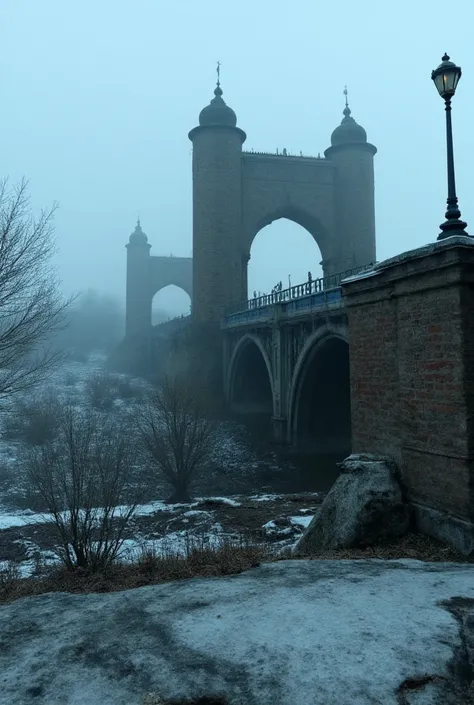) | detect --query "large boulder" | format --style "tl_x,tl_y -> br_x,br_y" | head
294,454 -> 411,554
